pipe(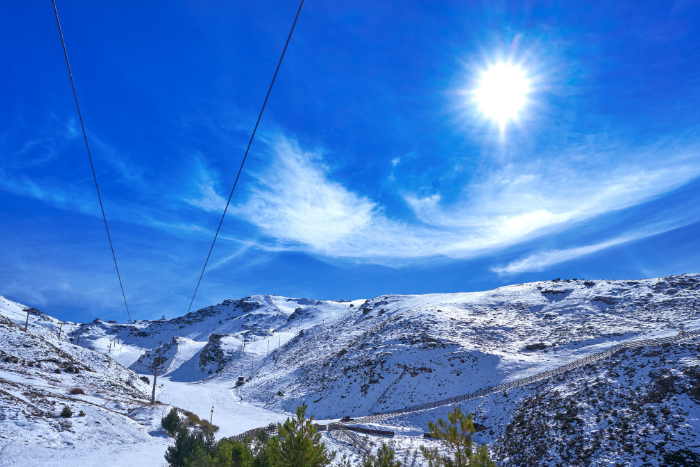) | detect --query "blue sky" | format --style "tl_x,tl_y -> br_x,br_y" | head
3,1 -> 700,323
